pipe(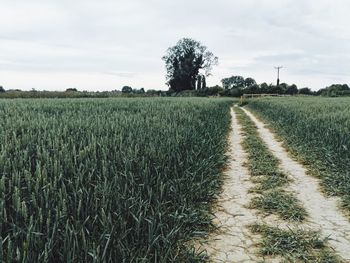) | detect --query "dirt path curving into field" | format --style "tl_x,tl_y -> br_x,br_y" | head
243,108 -> 350,261
199,108 -> 261,262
